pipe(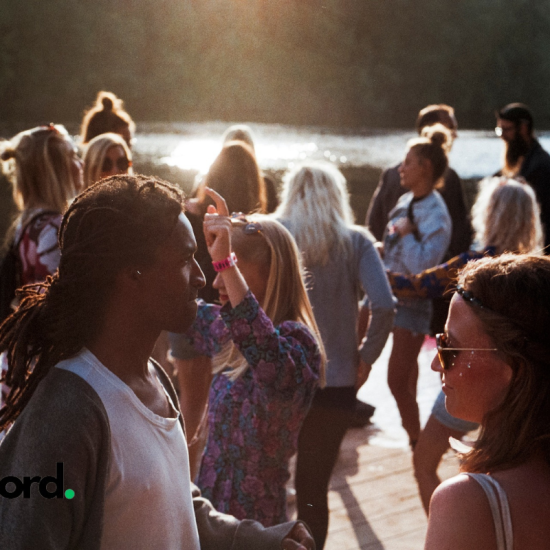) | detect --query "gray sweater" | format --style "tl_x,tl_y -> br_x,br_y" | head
0,363 -> 302,549
383,190 -> 452,276
284,225 -> 395,387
